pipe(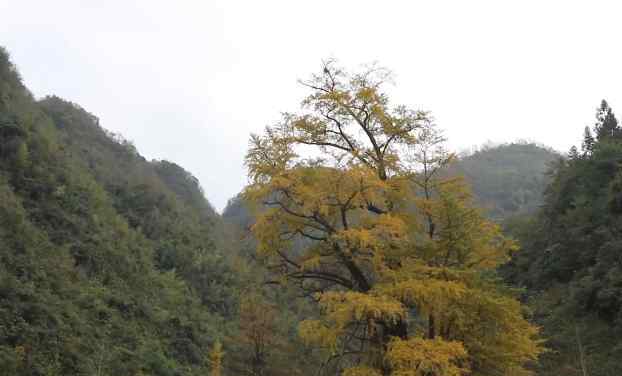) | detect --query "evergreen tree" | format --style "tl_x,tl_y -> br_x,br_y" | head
568,145 -> 579,160
582,126 -> 595,156
594,99 -> 621,142
504,114 -> 622,375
